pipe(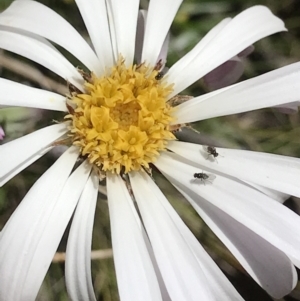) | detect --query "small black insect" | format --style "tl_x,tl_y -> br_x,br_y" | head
202,145 -> 219,161
206,146 -> 218,159
155,71 -> 164,80
194,172 -> 209,180
193,171 -> 216,185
